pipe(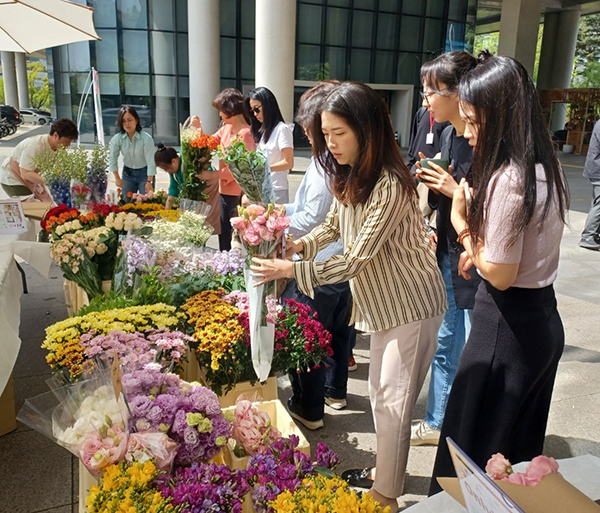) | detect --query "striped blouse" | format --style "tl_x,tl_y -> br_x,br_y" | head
293,170 -> 447,333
